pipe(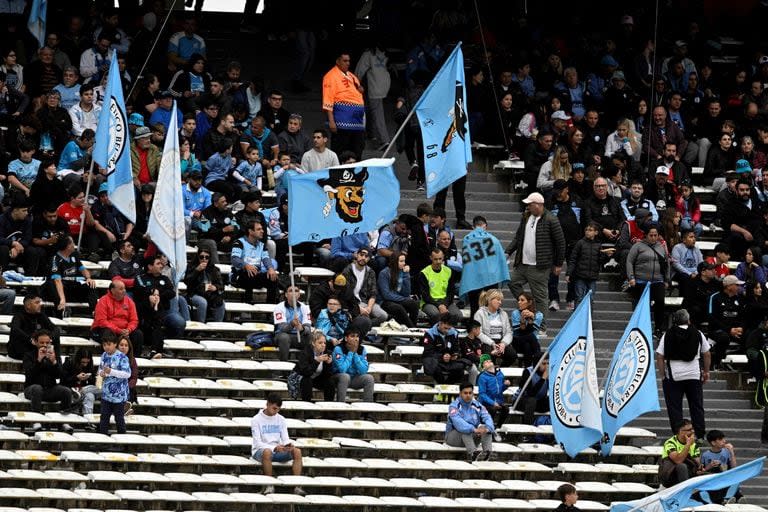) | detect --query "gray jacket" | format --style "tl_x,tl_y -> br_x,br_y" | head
626,240 -> 669,283
473,307 -> 513,347
507,209 -> 566,269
